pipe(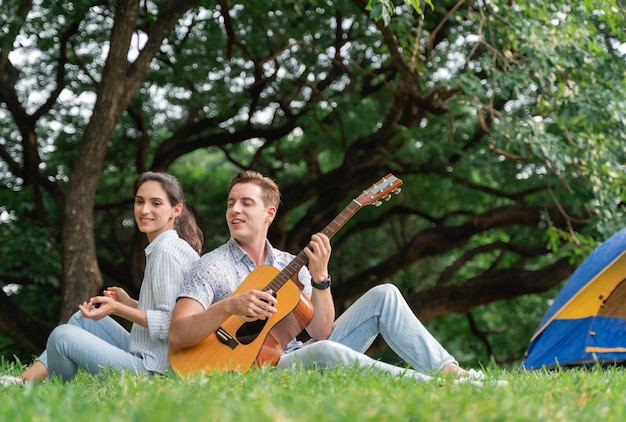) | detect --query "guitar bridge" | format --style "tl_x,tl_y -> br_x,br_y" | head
216,327 -> 238,350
